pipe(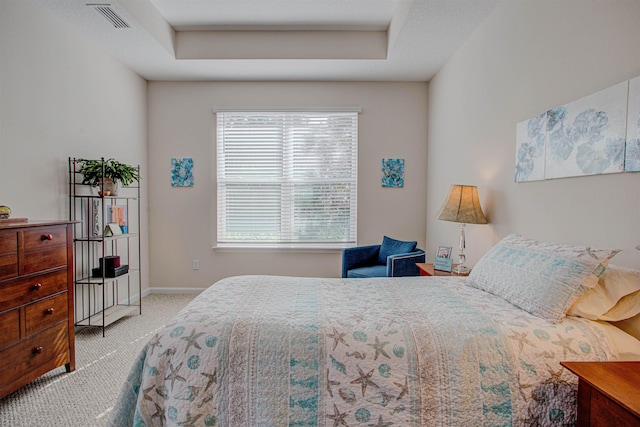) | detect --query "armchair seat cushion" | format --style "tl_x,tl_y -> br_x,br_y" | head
378,236 -> 417,264
346,265 -> 387,278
